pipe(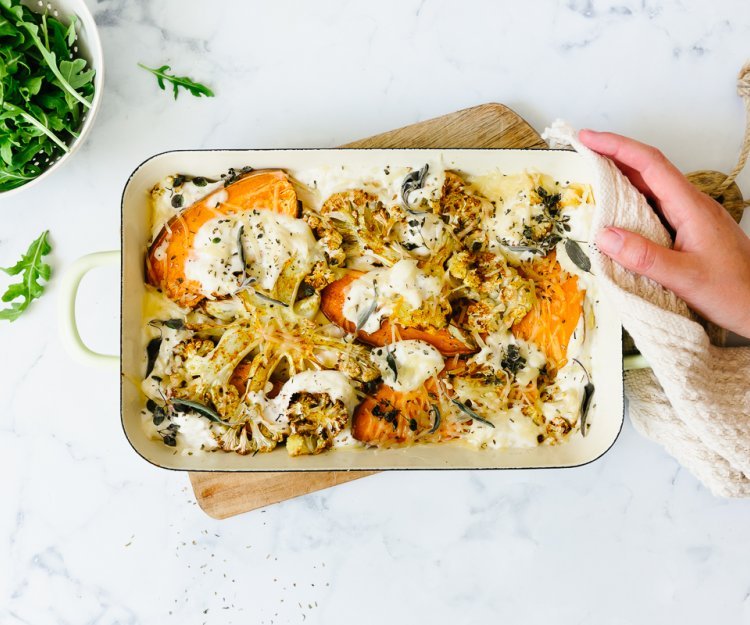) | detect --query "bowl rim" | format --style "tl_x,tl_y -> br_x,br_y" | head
0,0 -> 105,197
